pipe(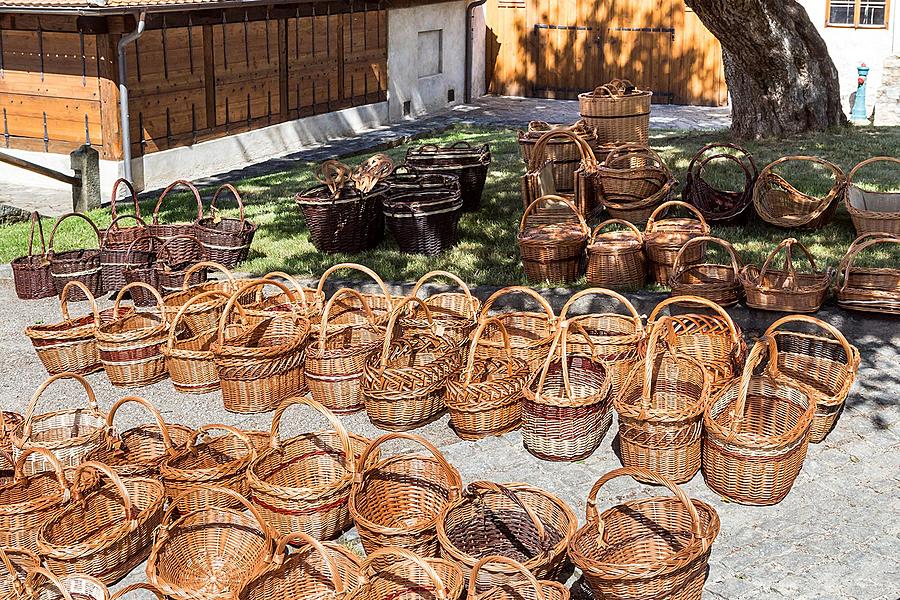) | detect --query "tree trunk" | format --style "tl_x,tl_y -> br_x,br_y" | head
685,0 -> 847,138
